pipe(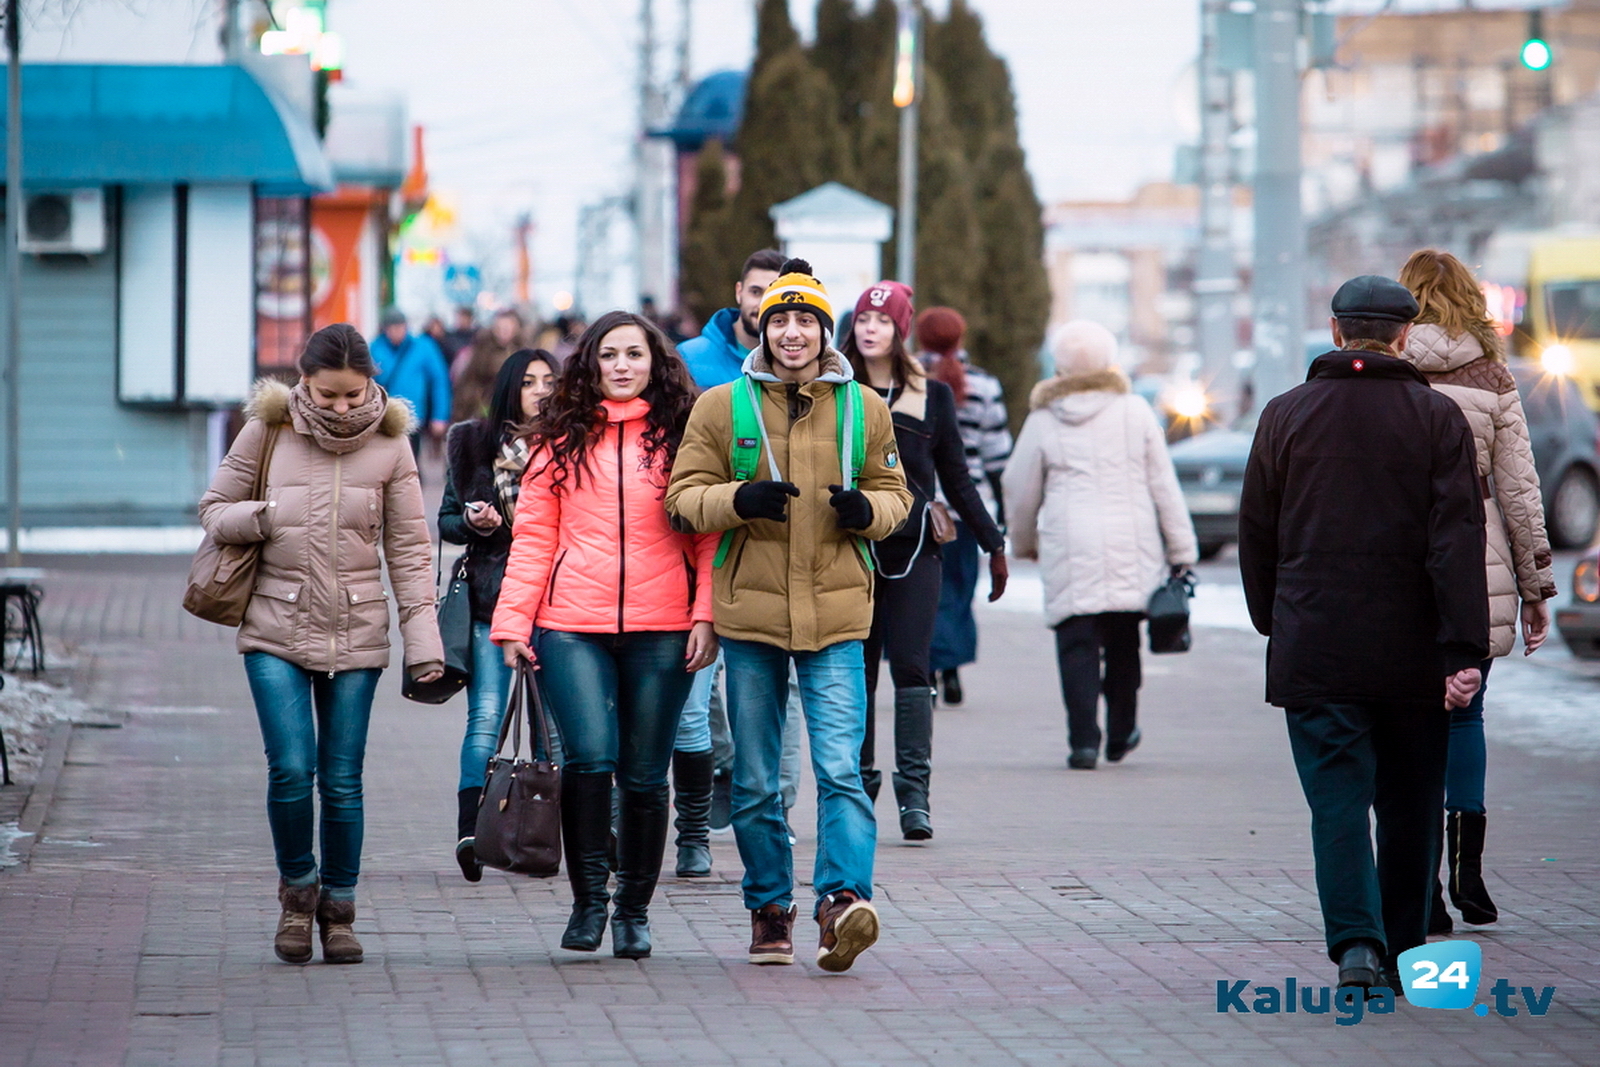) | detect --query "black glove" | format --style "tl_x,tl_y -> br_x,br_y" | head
827,484 -> 874,531
734,480 -> 800,523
